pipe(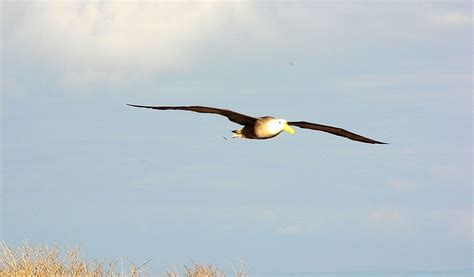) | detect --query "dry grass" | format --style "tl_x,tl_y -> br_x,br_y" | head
0,242 -> 247,277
